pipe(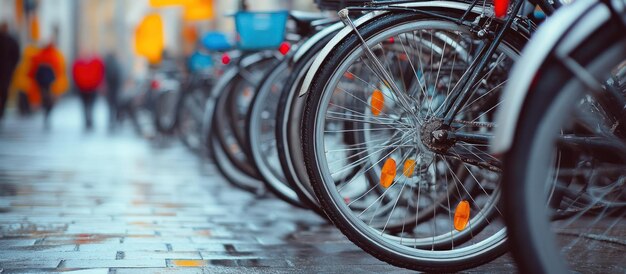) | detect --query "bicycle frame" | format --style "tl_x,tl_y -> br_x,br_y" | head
300,0 -> 542,148
299,1 -> 496,97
